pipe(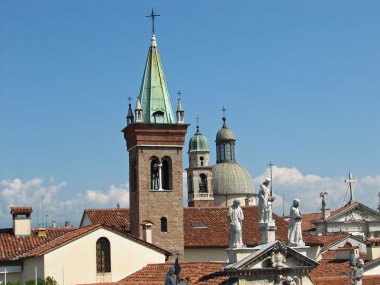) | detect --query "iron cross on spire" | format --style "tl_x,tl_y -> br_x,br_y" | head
146,9 -> 160,35
177,90 -> 182,99
345,172 -> 357,205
